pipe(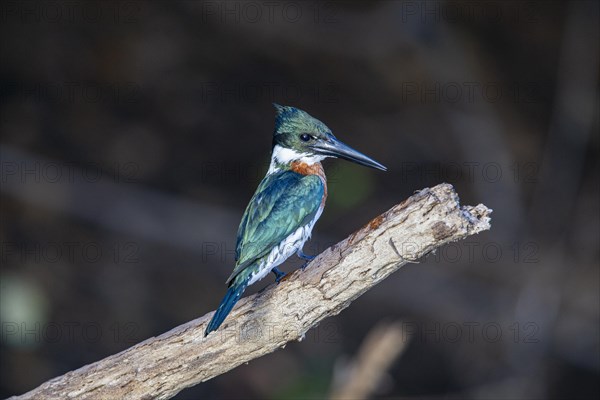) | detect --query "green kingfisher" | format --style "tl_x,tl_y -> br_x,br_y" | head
204,104 -> 386,336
